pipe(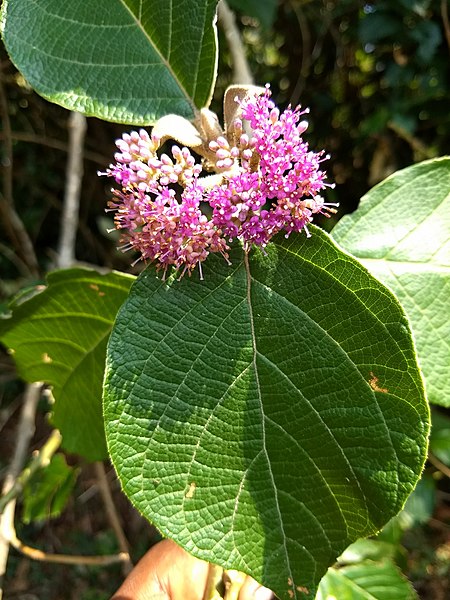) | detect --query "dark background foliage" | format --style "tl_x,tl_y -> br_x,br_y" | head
1,1 -> 449,598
